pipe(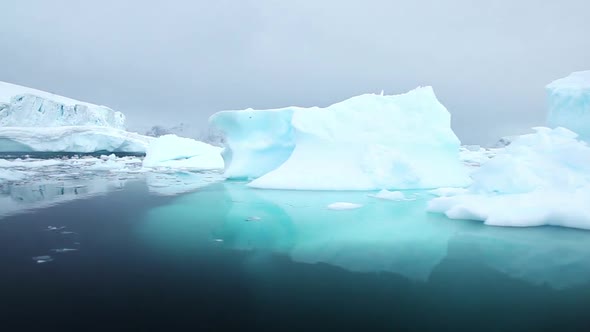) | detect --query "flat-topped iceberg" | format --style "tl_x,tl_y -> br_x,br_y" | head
211,87 -> 469,190
547,70 -> 590,140
0,81 -> 152,153
0,81 -> 125,129
428,127 -> 590,230
142,134 -> 224,170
